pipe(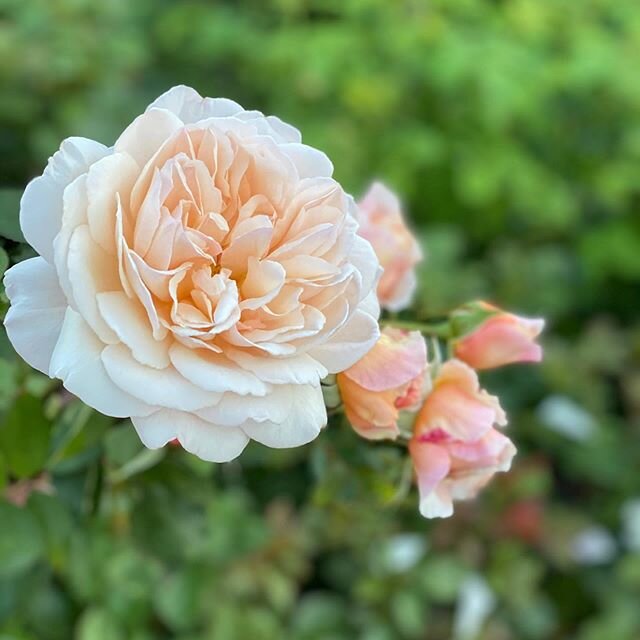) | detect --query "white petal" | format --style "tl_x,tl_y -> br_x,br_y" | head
86,153 -> 140,255
49,308 -> 153,418
308,309 -> 380,373
226,349 -> 327,385
280,143 -> 334,179
242,384 -> 326,448
147,85 -> 243,124
350,234 -> 382,301
66,225 -> 119,344
264,116 -> 302,143
132,410 -> 249,462
114,108 -> 184,168
97,291 -> 170,369
196,386 -> 293,427
20,137 -> 108,262
169,344 -> 268,396
3,258 -> 67,374
419,487 -> 454,519
101,344 -> 220,411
